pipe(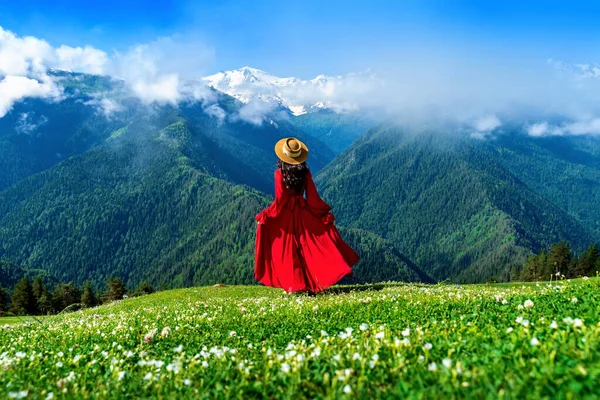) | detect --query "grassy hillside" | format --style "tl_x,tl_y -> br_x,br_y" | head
0,279 -> 598,398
